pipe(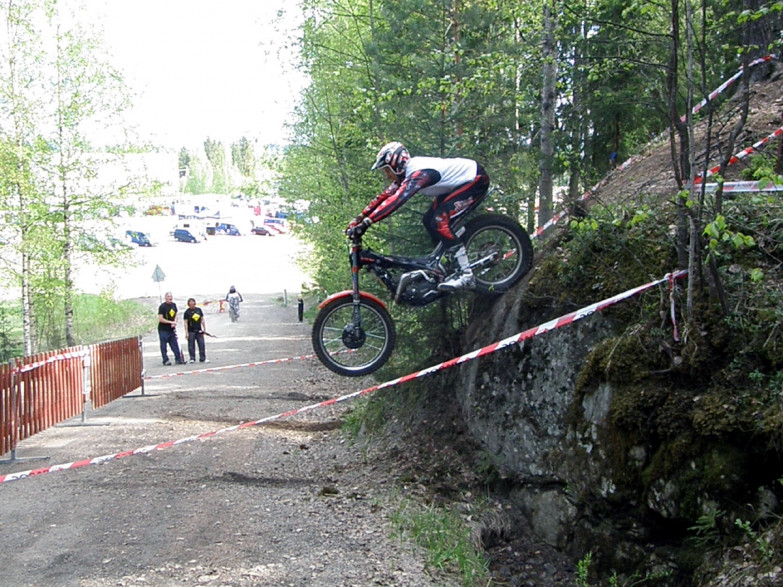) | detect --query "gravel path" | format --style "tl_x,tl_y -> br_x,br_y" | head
0,293 -> 448,586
